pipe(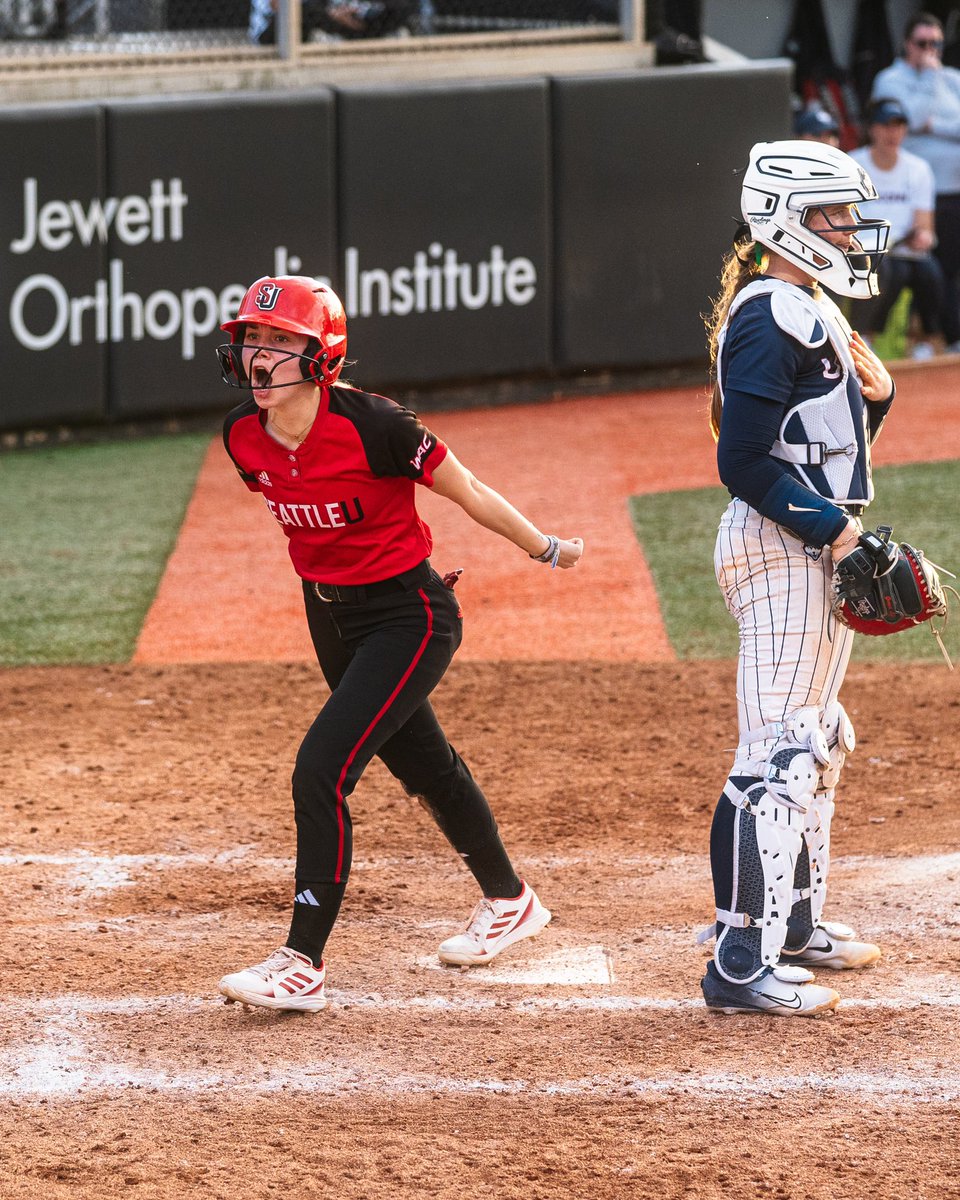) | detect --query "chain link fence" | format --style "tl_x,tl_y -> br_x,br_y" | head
0,0 -> 627,56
